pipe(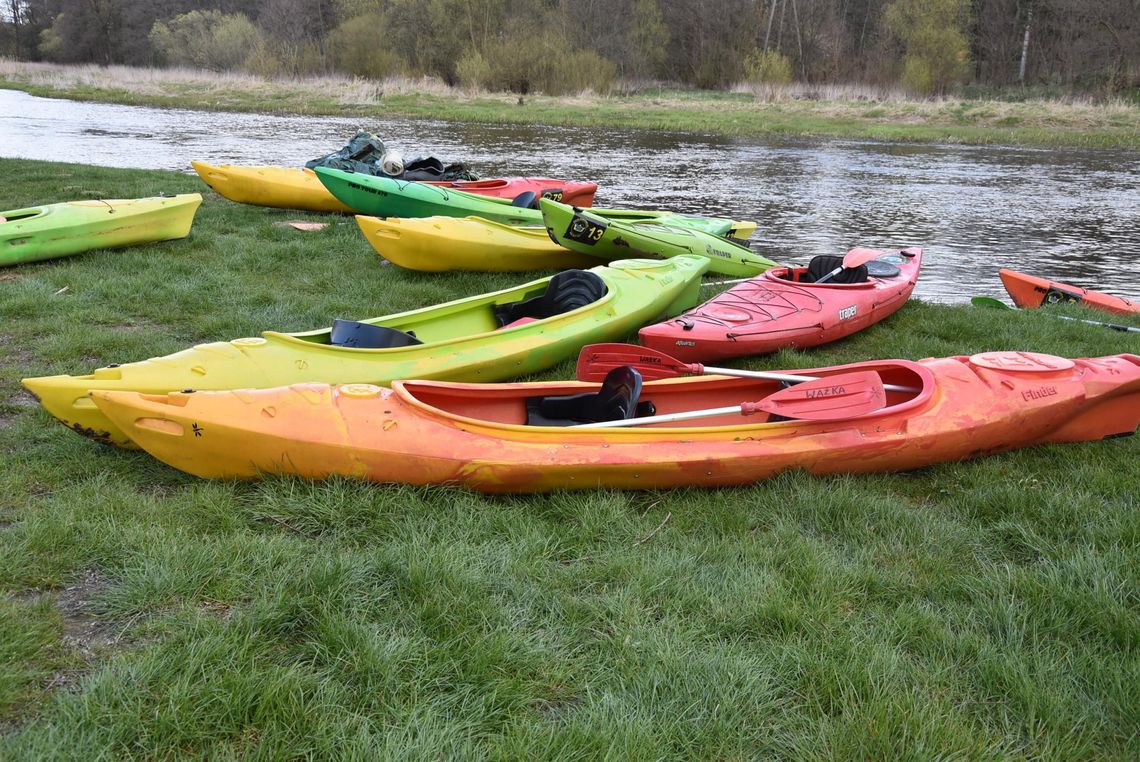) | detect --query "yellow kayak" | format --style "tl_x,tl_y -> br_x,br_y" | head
23,256 -> 710,447
191,162 -> 354,213
355,215 -> 600,272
